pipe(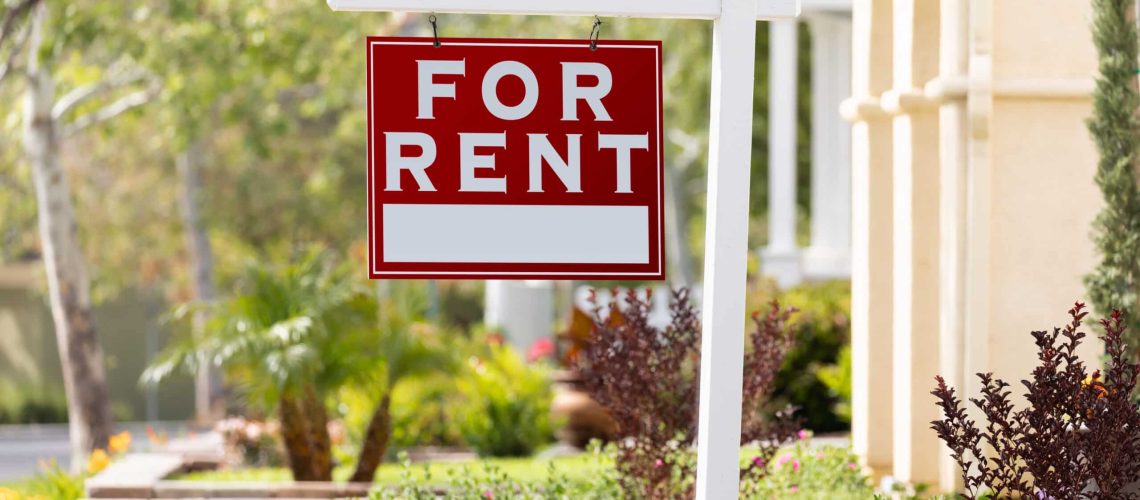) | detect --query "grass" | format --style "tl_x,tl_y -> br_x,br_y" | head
175,452 -> 609,485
